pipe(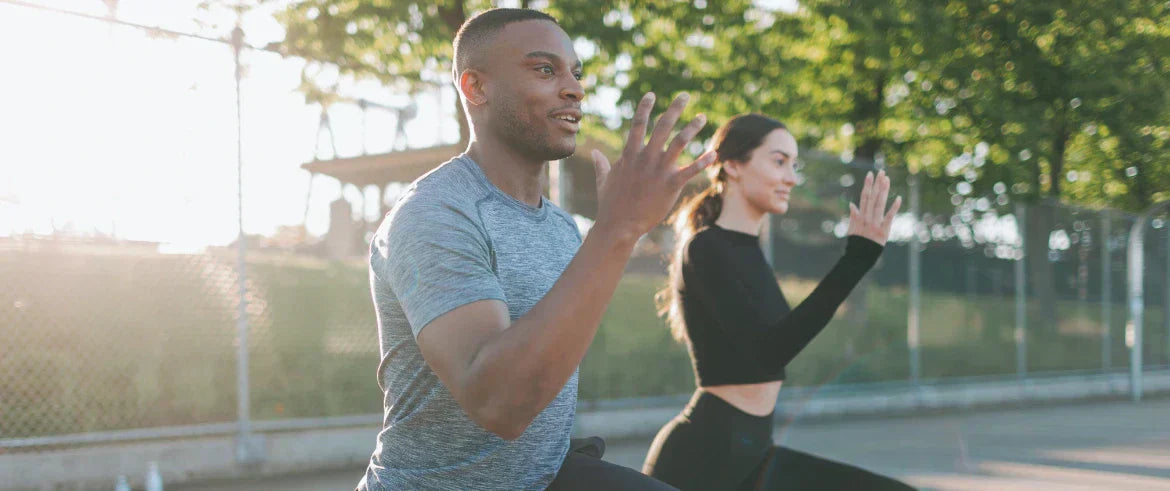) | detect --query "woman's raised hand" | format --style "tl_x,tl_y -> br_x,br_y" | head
847,170 -> 901,246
